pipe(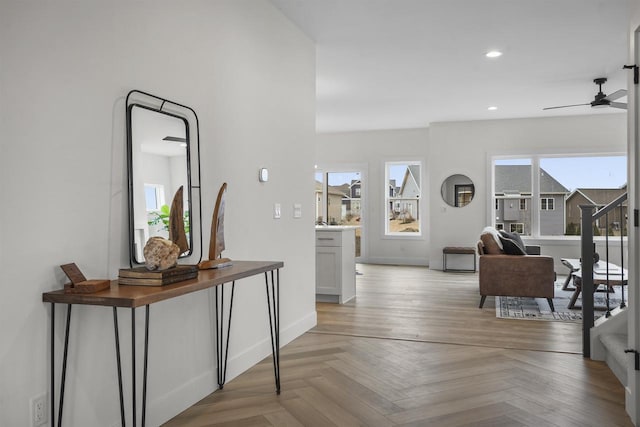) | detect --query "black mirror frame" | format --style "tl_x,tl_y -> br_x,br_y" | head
125,90 -> 203,267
